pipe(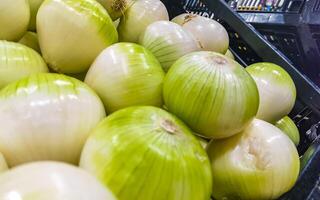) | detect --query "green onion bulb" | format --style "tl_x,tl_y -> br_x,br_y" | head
18,31 -> 41,53
96,0 -> 134,20
225,49 -> 234,60
28,0 -> 45,31
139,21 -> 199,72
85,43 -> 165,113
163,51 -> 259,139
80,106 -> 212,200
172,13 -> 229,54
118,0 -> 169,43
0,0 -> 30,41
0,73 -> 106,167
275,116 -> 300,146
0,41 -> 48,89
207,119 -> 300,200
0,152 -> 8,173
246,62 -> 296,123
0,162 -> 116,200
37,0 -> 118,73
